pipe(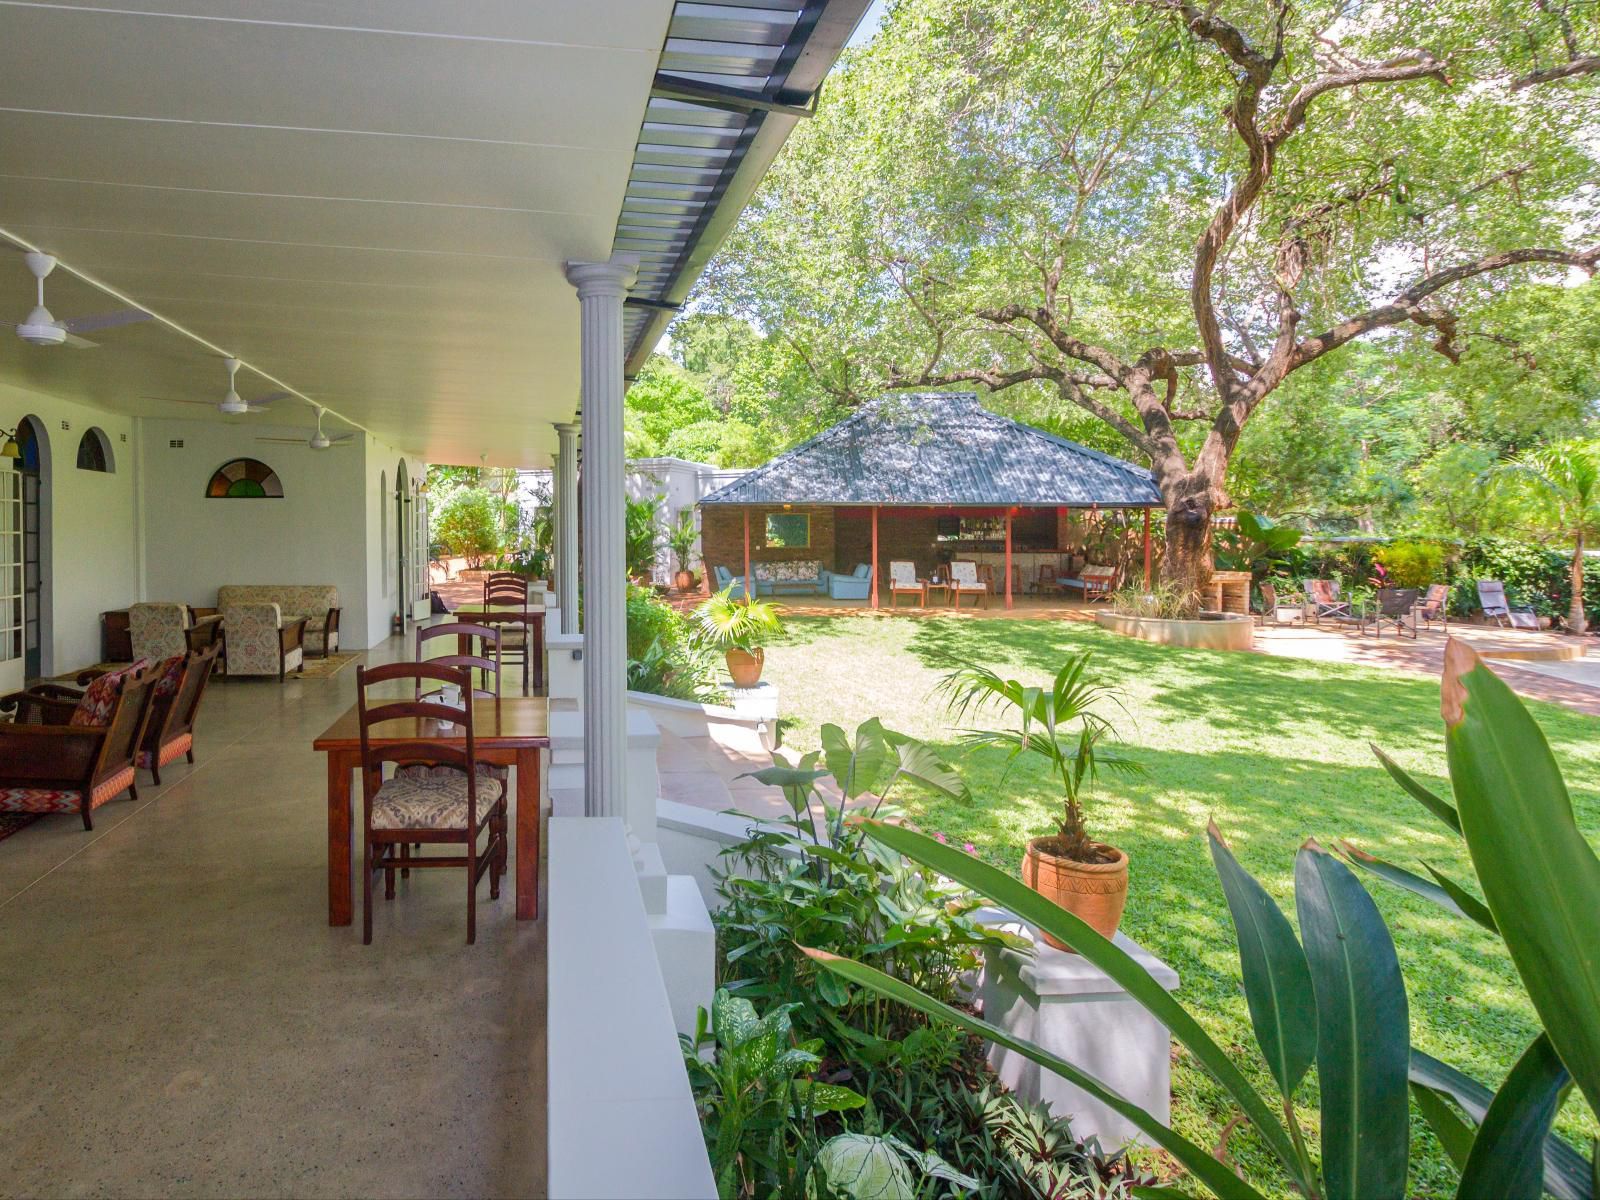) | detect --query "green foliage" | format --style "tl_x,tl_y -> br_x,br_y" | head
806,643 -> 1600,1200
1110,580 -> 1201,620
429,486 -> 501,567
667,508 -> 699,576
1215,514 -> 1306,581
625,494 -> 660,579
681,989 -> 865,1200
693,587 -> 783,653
625,583 -> 719,701
1375,540 -> 1447,588
936,654 -> 1142,860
